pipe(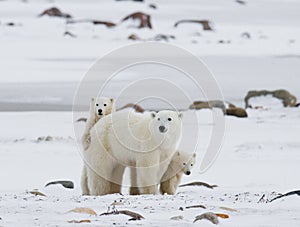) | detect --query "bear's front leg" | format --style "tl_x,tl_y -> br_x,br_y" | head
110,164 -> 125,194
87,166 -> 111,196
129,167 -> 140,195
136,154 -> 160,194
